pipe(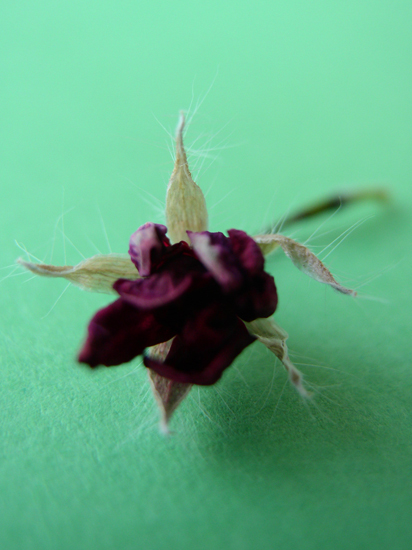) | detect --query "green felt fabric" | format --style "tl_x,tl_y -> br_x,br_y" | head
1,1 -> 412,549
